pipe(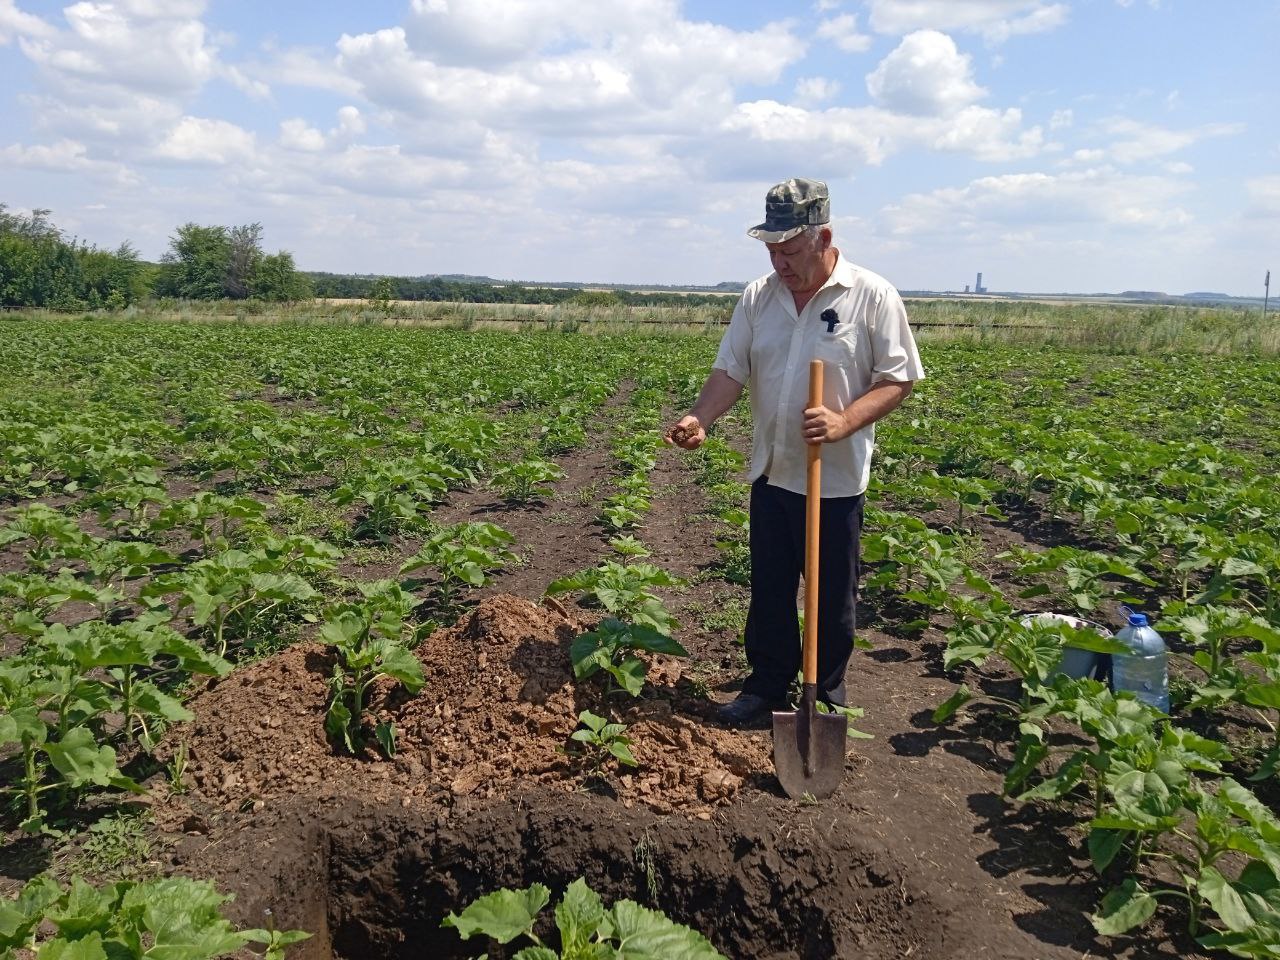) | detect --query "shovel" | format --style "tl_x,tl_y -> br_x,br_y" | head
773,359 -> 847,800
